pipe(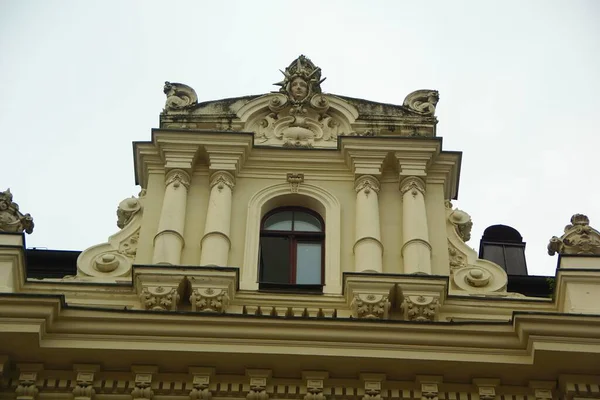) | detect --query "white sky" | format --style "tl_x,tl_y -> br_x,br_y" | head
1,0 -> 599,276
